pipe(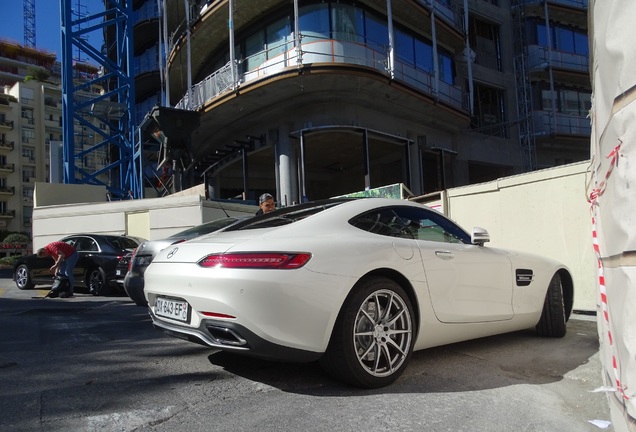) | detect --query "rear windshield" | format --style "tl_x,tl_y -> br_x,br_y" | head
168,217 -> 240,240
224,199 -> 351,231
108,236 -> 141,250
